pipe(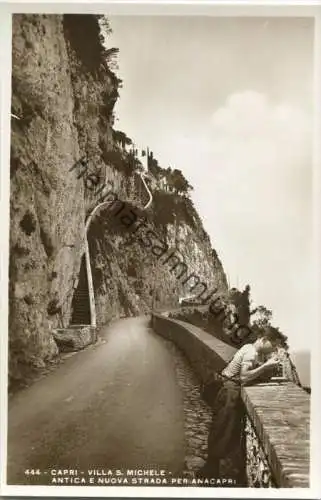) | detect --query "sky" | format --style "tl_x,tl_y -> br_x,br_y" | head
108,15 -> 314,353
